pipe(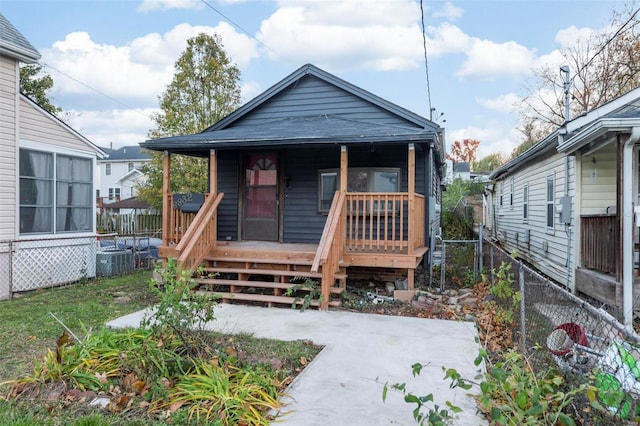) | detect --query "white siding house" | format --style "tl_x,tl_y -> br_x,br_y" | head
0,14 -> 105,299
488,87 -> 640,326
96,145 -> 150,214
